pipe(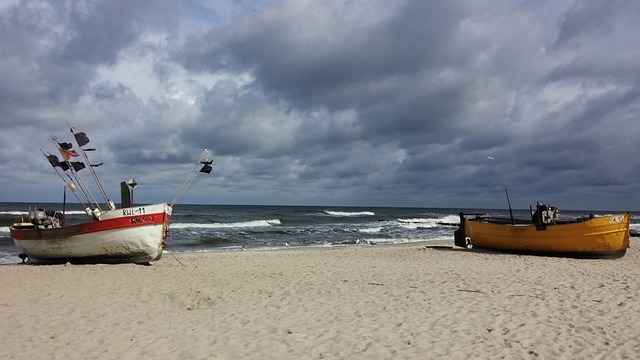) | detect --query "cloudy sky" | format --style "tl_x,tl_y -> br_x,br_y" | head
0,0 -> 638,210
